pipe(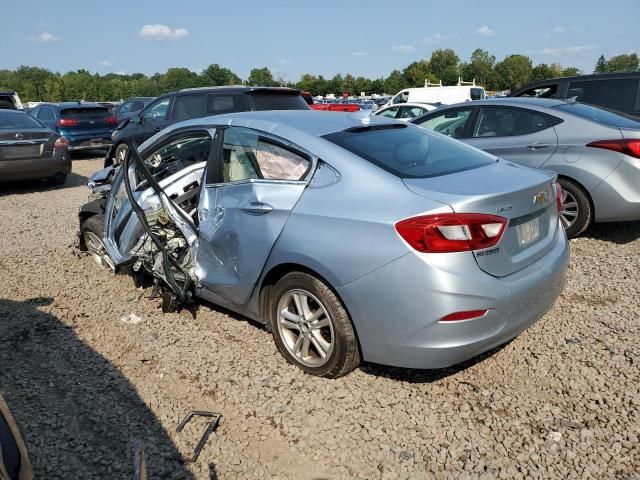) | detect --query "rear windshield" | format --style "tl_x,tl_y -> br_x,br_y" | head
0,112 -> 45,129
61,107 -> 110,119
553,103 -> 640,129
249,92 -> 309,111
324,124 -> 495,178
